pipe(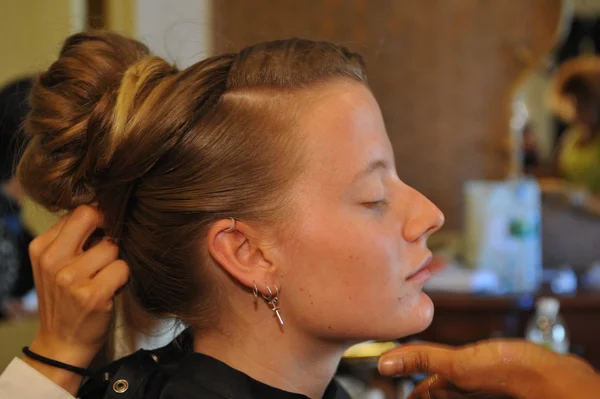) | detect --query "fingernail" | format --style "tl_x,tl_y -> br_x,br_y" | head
378,358 -> 400,375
